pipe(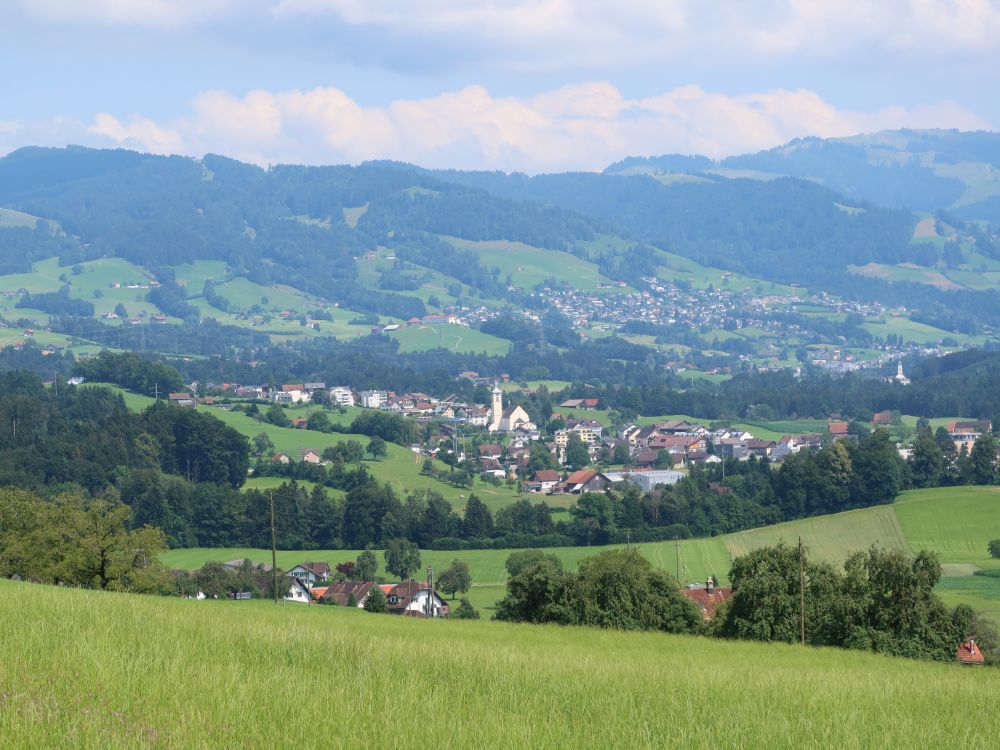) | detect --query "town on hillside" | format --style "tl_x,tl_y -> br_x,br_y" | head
133,366 -> 993,496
